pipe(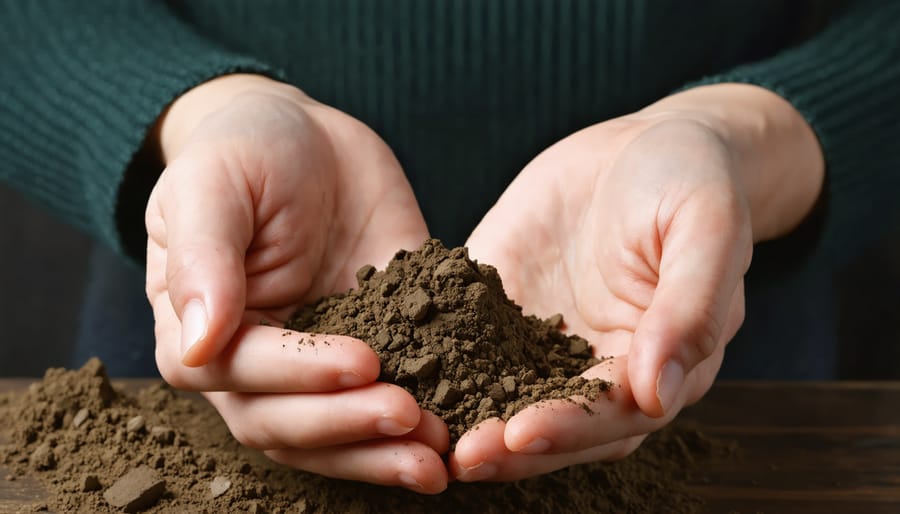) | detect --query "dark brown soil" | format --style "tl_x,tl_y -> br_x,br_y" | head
0,239 -> 735,512
0,360 -> 731,513
286,239 -> 609,443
